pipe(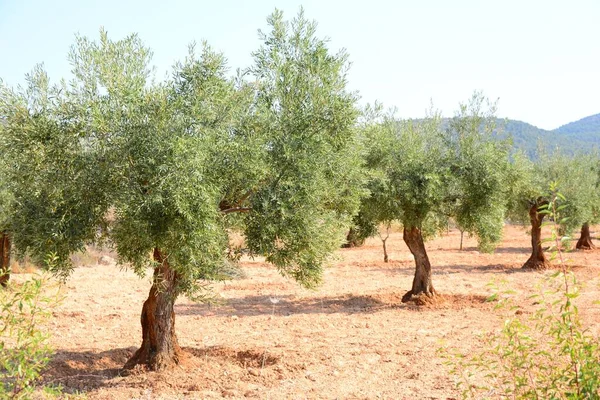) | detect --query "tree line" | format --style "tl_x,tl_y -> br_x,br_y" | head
0,9 -> 597,371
